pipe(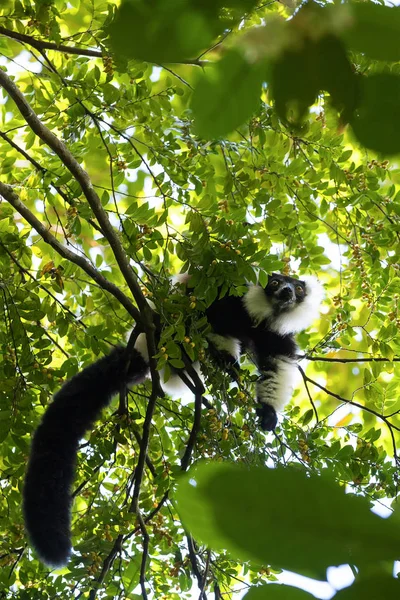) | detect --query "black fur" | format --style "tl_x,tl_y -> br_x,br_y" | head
256,403 -> 278,431
206,276 -> 301,431
23,346 -> 148,566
